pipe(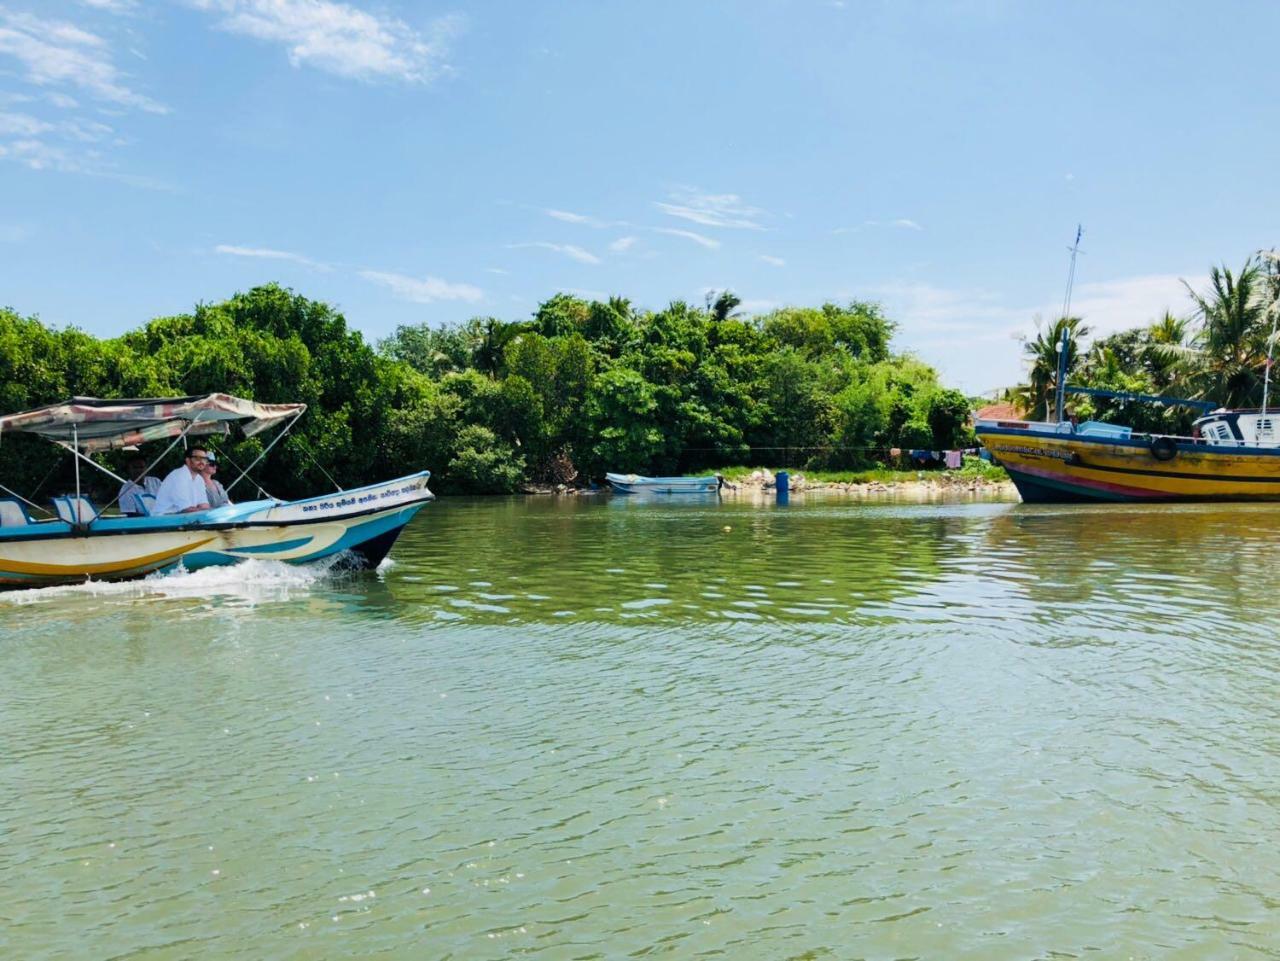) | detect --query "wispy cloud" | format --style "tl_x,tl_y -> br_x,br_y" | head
878,274 -> 1184,339
191,0 -> 462,83
609,236 -> 636,253
739,298 -> 780,314
0,111 -> 52,137
507,241 -> 601,265
0,9 -> 166,113
484,267 -> 509,275
360,269 -> 483,303
758,254 -> 785,267
544,208 -> 597,225
834,218 -> 923,234
215,244 -> 325,268
870,272 -> 1201,391
654,187 -> 766,230
81,0 -> 139,12
653,227 -> 720,249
